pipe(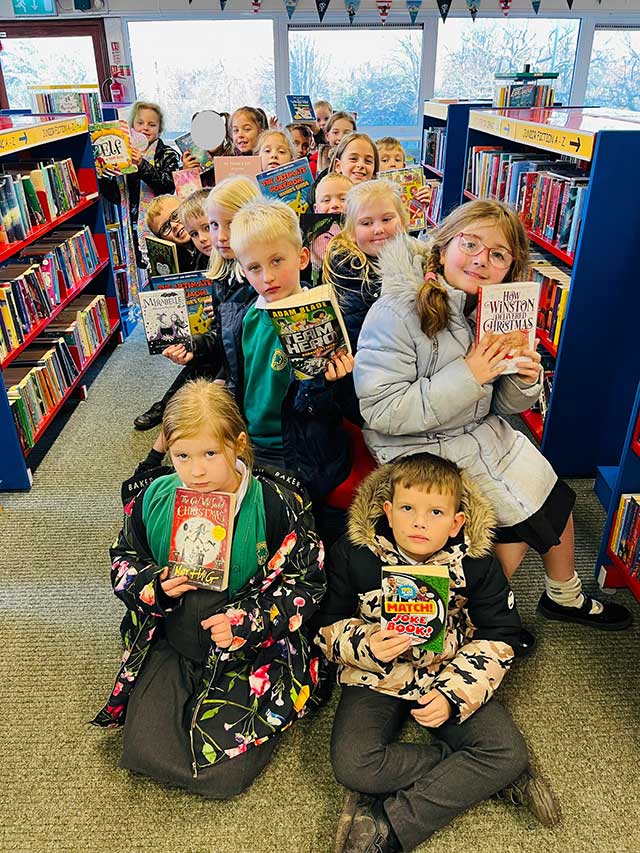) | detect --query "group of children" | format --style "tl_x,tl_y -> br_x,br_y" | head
93,98 -> 633,853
